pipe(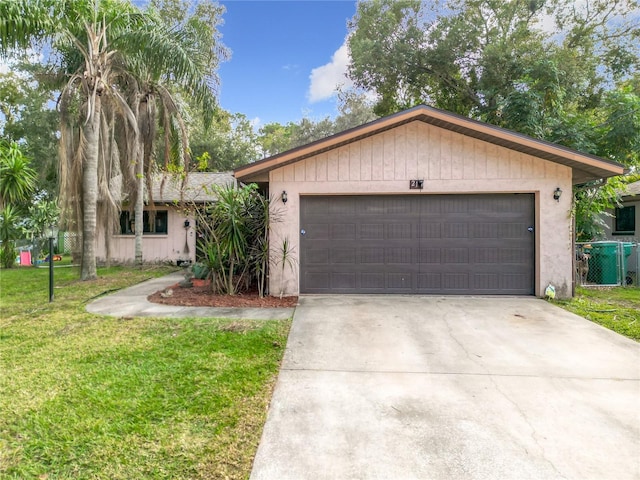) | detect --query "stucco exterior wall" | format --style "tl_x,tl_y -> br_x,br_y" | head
268,121 -> 574,298
95,206 -> 196,265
